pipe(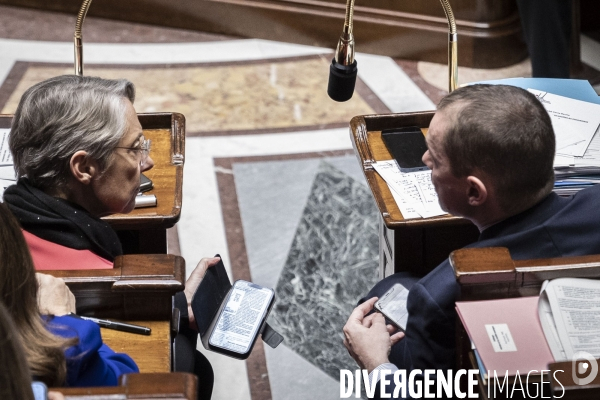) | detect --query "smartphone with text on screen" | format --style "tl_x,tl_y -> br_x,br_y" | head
208,280 -> 275,359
